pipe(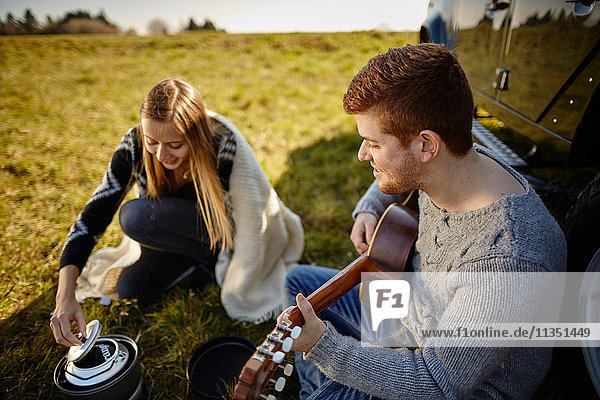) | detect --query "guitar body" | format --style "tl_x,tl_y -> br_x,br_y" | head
233,204 -> 418,400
